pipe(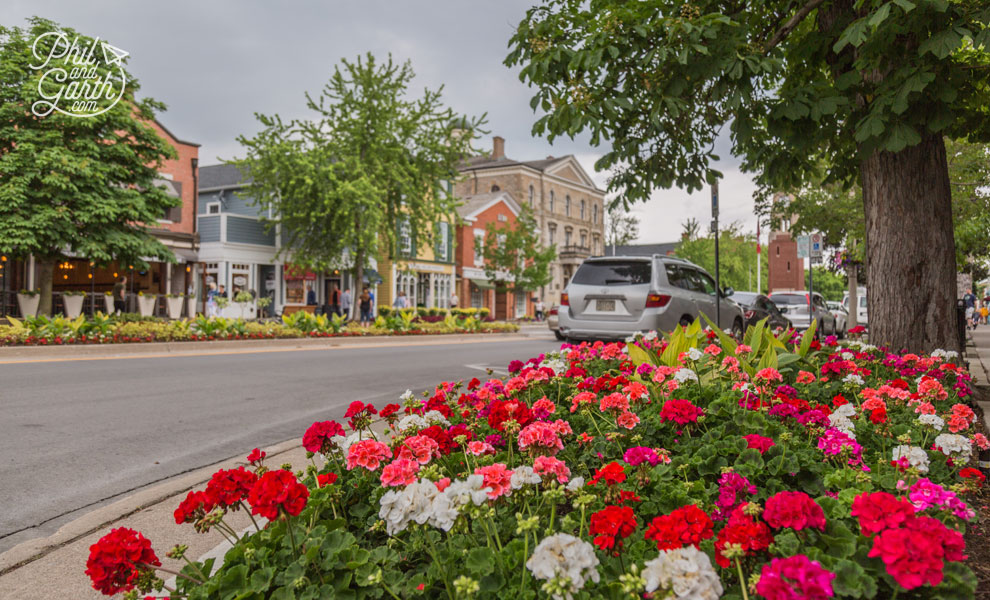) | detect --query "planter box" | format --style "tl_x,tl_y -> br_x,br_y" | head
221,301 -> 257,320
136,295 -> 157,317
186,297 -> 198,318
166,296 -> 184,320
16,293 -> 40,318
63,294 -> 85,318
104,295 -> 115,314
